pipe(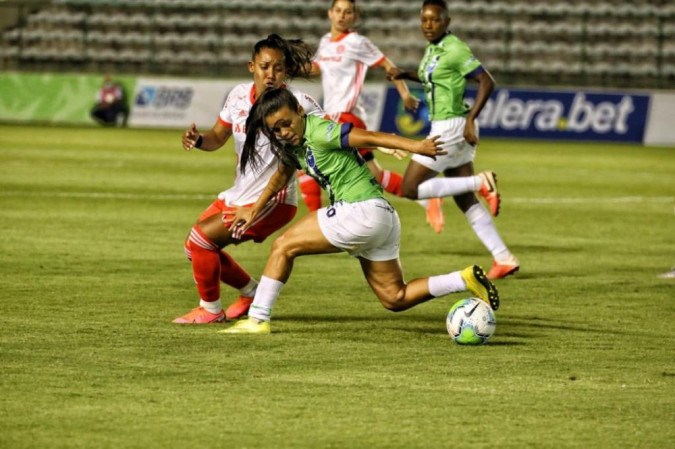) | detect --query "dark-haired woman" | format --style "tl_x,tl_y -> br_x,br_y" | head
173,35 -> 324,324
221,88 -> 499,334
388,0 -> 519,280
